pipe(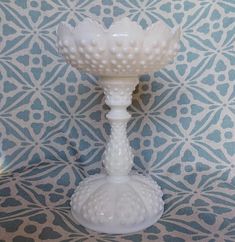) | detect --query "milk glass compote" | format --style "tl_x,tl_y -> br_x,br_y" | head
57,17 -> 180,234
